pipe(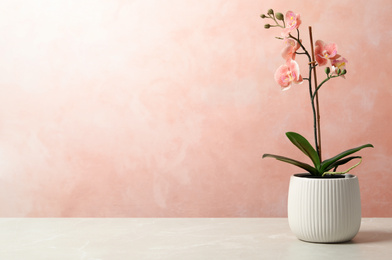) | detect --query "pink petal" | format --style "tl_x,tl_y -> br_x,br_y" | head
324,43 -> 338,59
281,45 -> 293,60
295,14 -> 302,28
285,11 -> 295,21
294,74 -> 304,84
315,40 -> 325,49
331,57 -> 348,69
315,40 -> 327,66
281,39 -> 297,60
288,60 -> 301,81
274,65 -> 291,89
